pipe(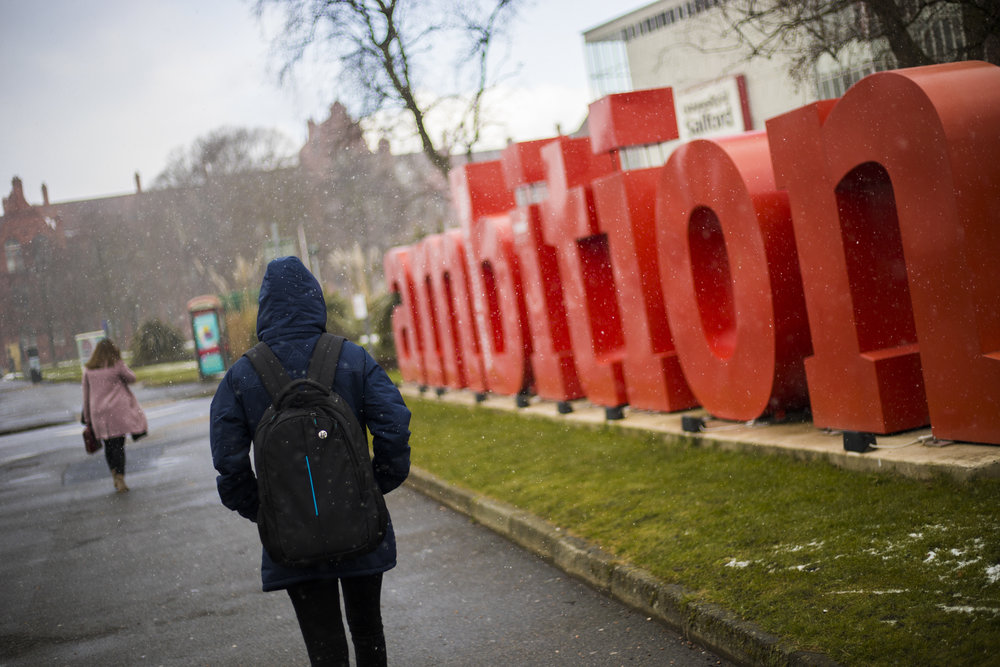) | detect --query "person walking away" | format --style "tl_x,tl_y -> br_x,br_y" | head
210,256 -> 411,667
82,339 -> 148,493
